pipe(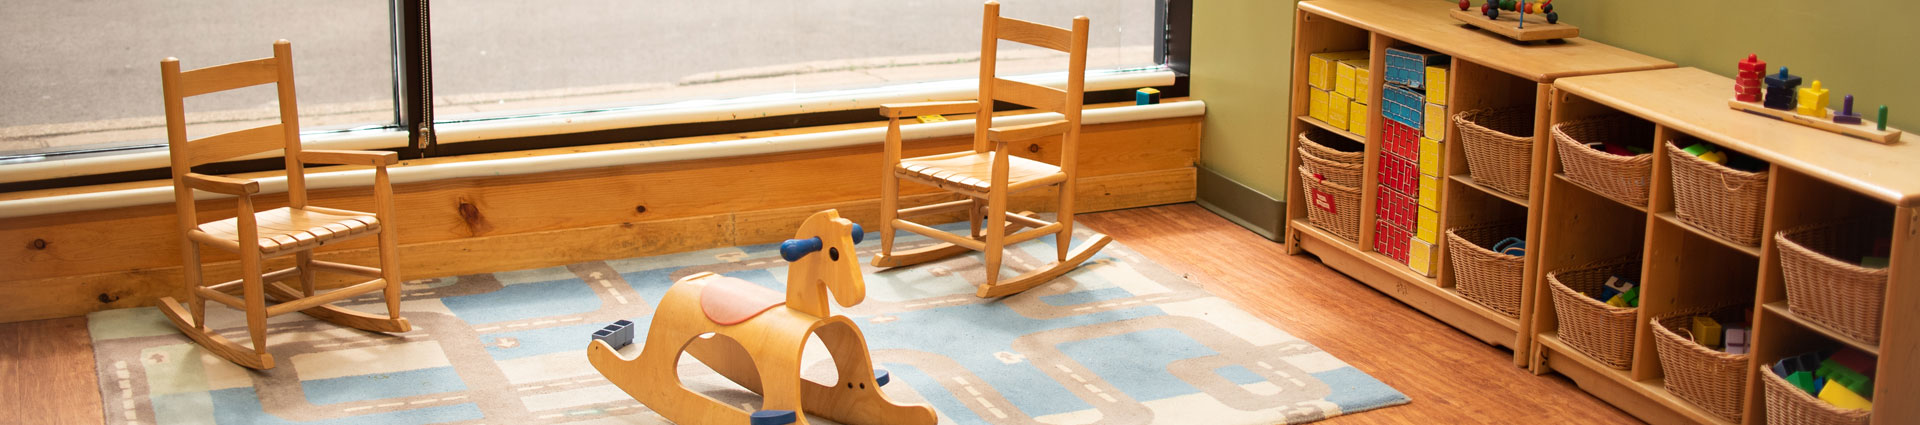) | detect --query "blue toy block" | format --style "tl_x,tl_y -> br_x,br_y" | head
1382,85 -> 1425,129
1763,67 -> 1802,111
593,319 -> 636,349
1384,47 -> 1447,90
750,410 -> 798,425
1136,88 -> 1162,105
874,369 -> 892,387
